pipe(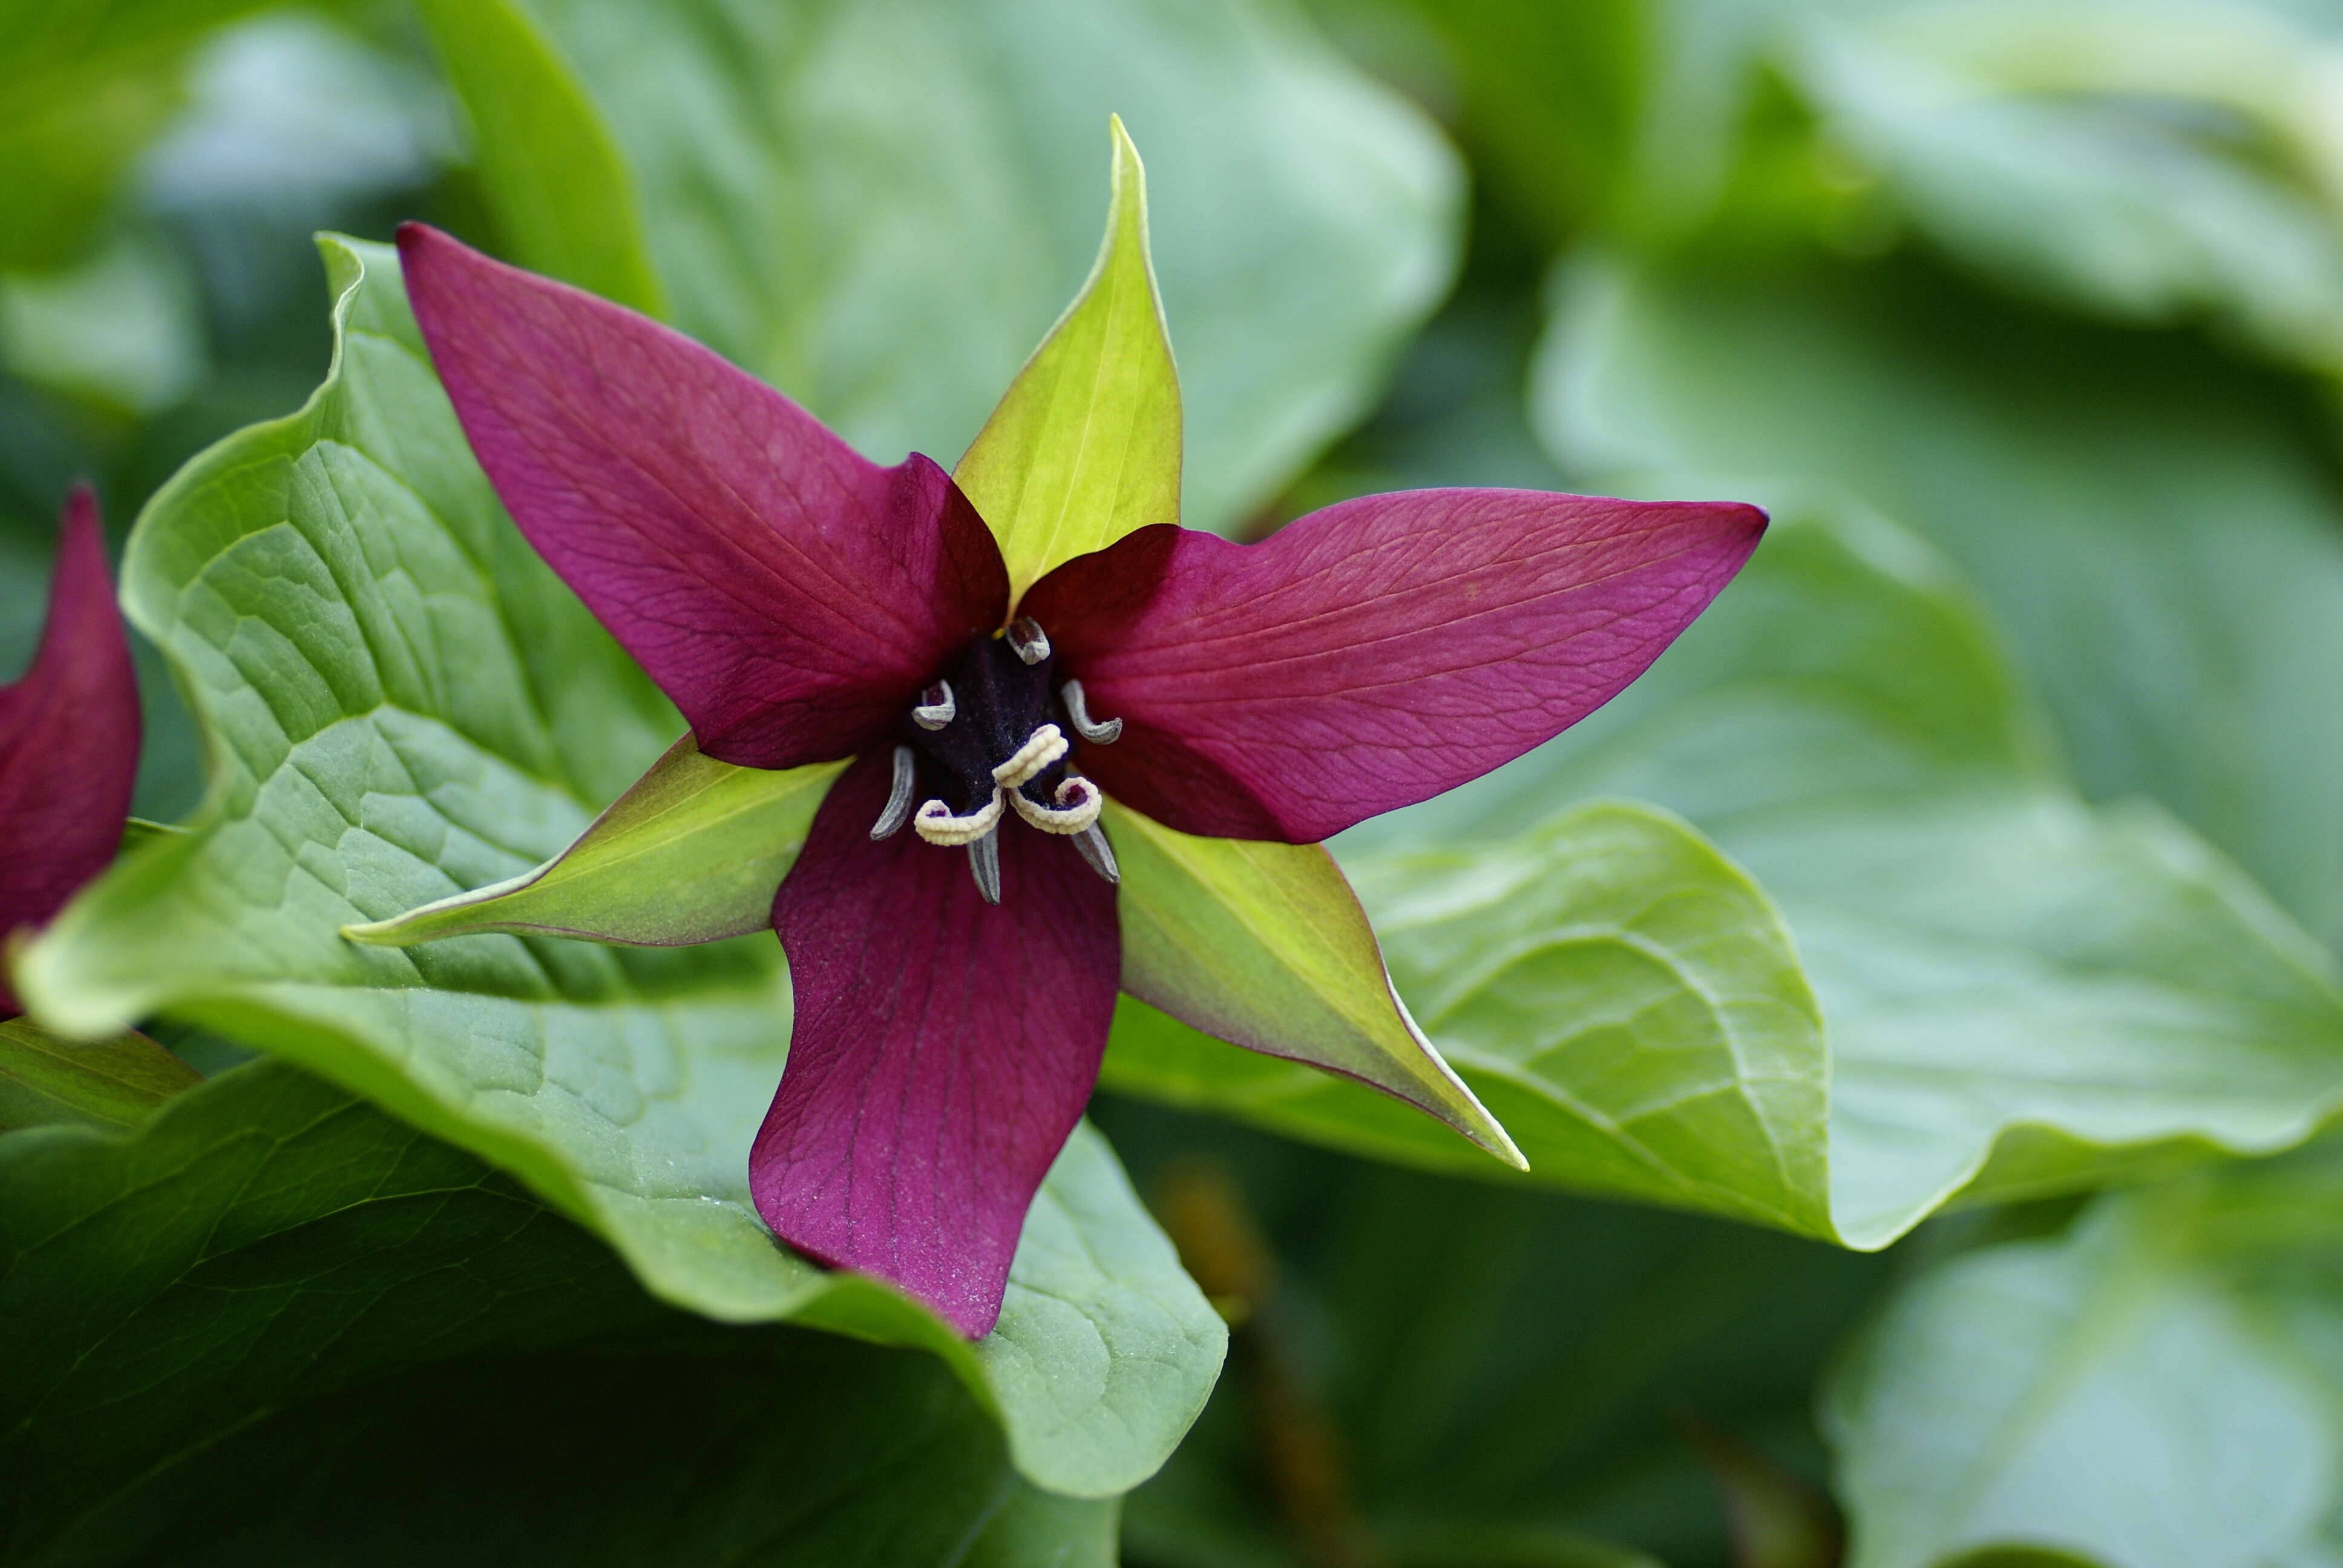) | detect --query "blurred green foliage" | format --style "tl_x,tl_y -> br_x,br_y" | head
8,0 -> 2343,1564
